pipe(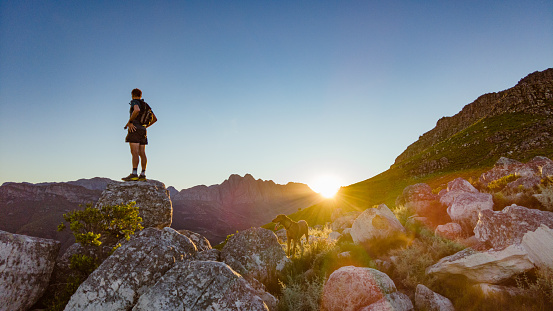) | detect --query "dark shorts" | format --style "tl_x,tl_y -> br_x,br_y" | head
125,128 -> 148,145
